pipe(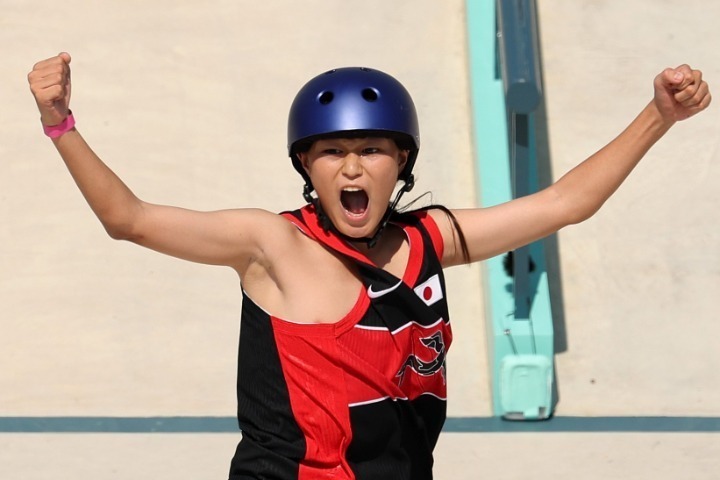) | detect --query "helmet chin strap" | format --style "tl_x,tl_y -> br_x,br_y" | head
366,174 -> 414,248
303,174 -> 415,249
